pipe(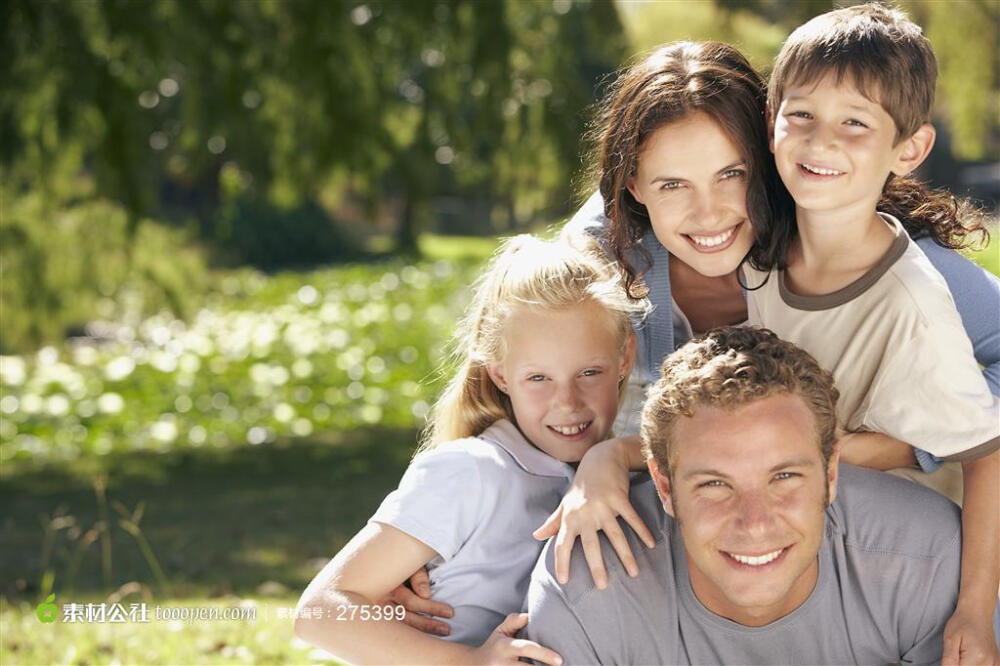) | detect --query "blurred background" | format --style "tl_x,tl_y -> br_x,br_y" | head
2,1 -> 997,663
